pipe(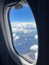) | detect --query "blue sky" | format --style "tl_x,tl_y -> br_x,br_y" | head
9,4 -> 35,22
